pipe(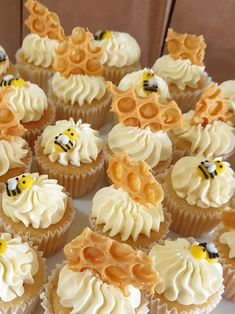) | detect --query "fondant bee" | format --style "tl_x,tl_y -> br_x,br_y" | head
6,175 -> 33,197
142,70 -> 158,95
197,158 -> 225,180
54,128 -> 78,153
0,74 -> 25,87
190,242 -> 219,263
94,30 -> 112,40
0,50 -> 7,63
